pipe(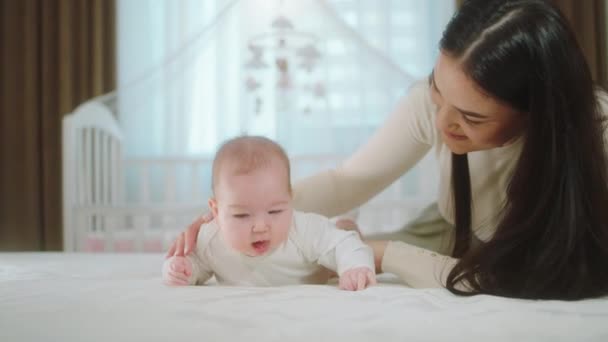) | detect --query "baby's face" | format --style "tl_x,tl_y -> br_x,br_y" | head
210,161 -> 293,257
